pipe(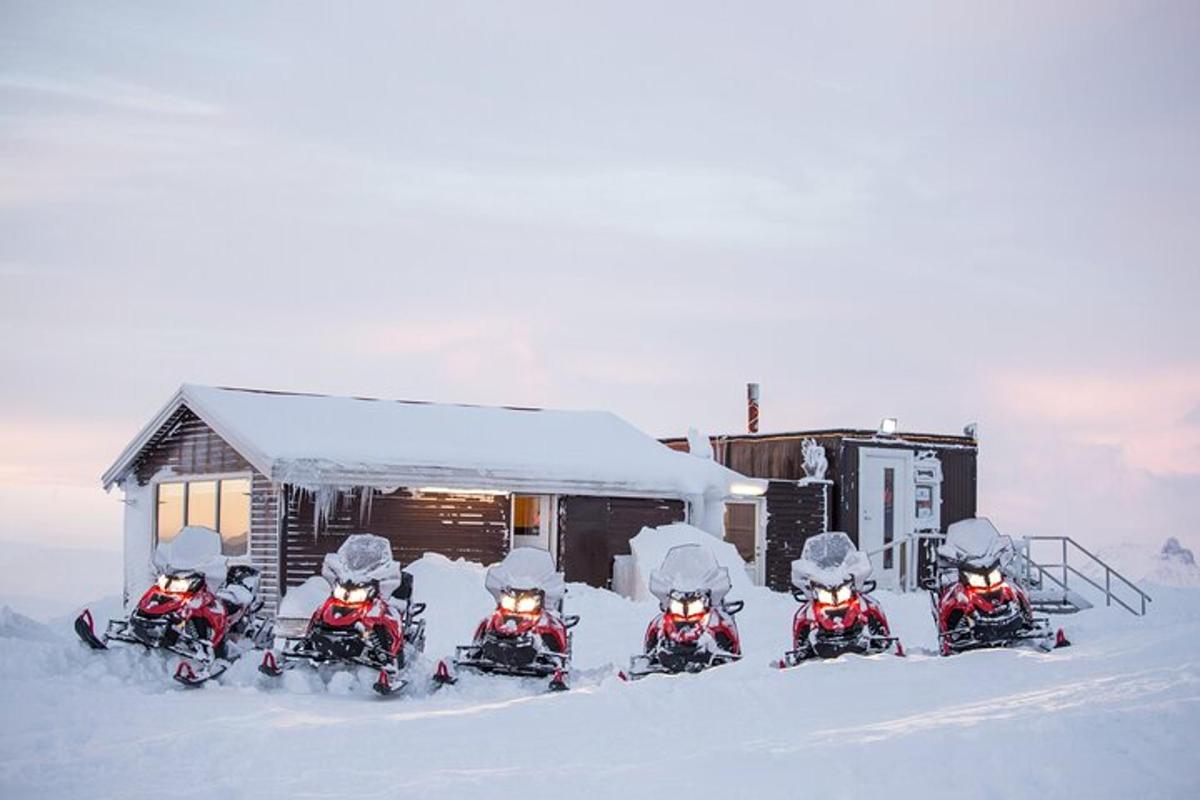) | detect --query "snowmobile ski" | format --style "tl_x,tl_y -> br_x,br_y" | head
173,659 -> 229,688
74,609 -> 108,650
